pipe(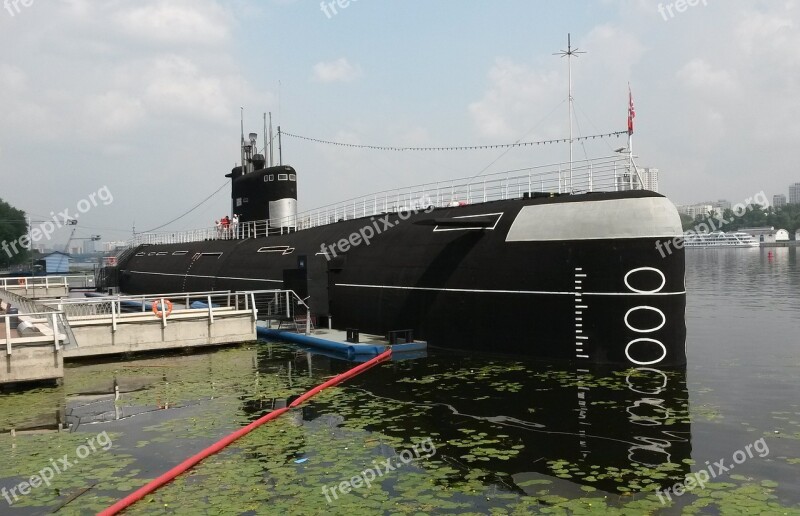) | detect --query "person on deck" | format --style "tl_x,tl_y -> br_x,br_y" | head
231,214 -> 240,239
221,216 -> 230,239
